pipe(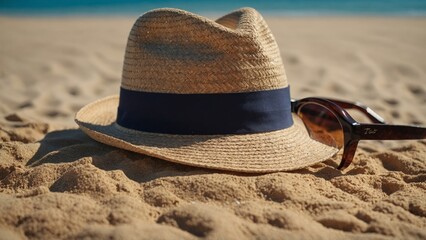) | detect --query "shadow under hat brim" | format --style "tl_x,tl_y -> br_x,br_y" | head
75,96 -> 339,173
